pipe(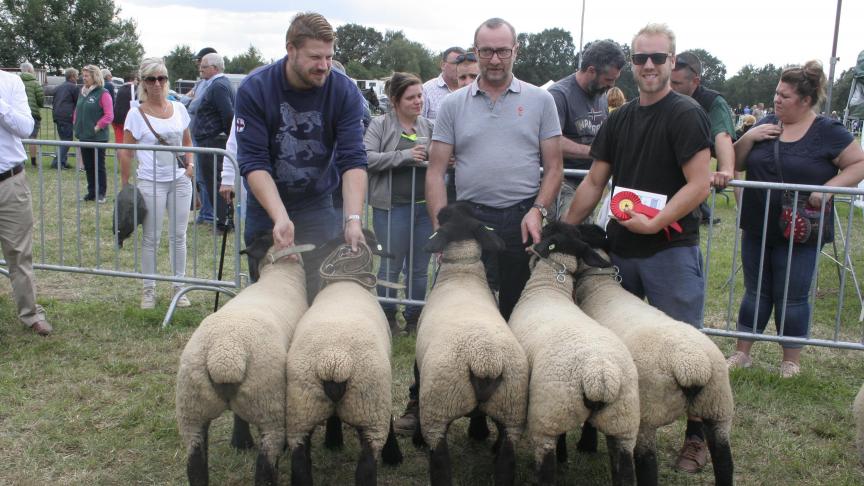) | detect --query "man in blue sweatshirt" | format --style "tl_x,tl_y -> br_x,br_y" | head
235,12 -> 367,298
